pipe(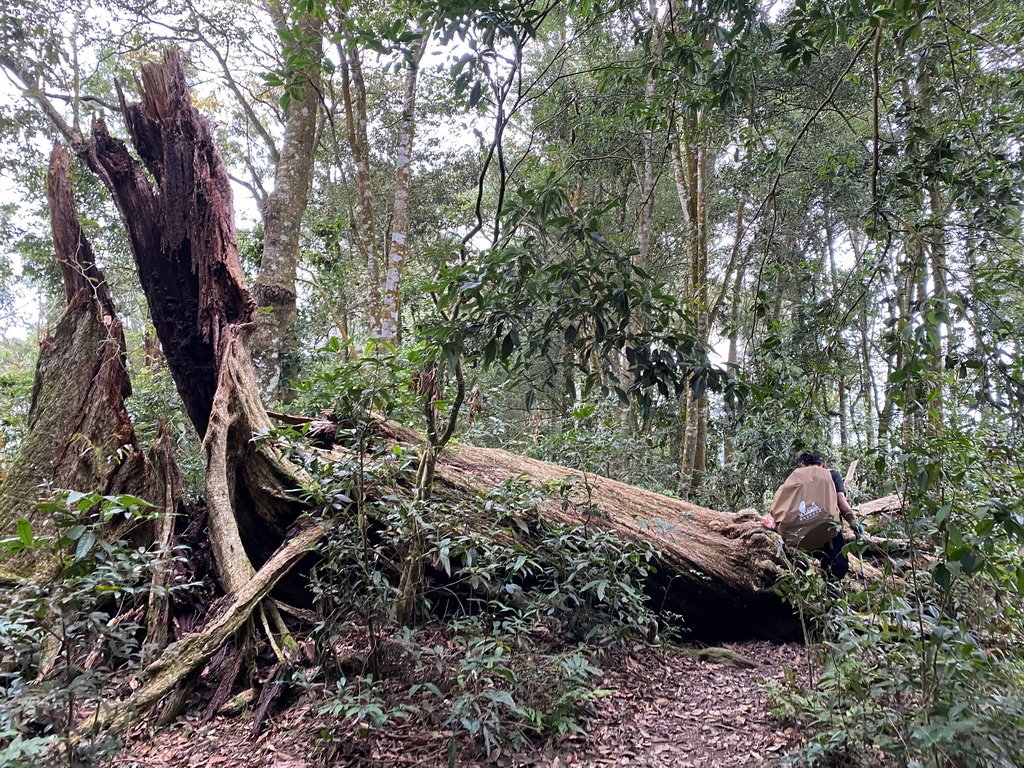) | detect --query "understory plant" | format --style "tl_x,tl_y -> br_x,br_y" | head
278,418 -> 658,760
0,491 -> 174,767
769,414 -> 1024,768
